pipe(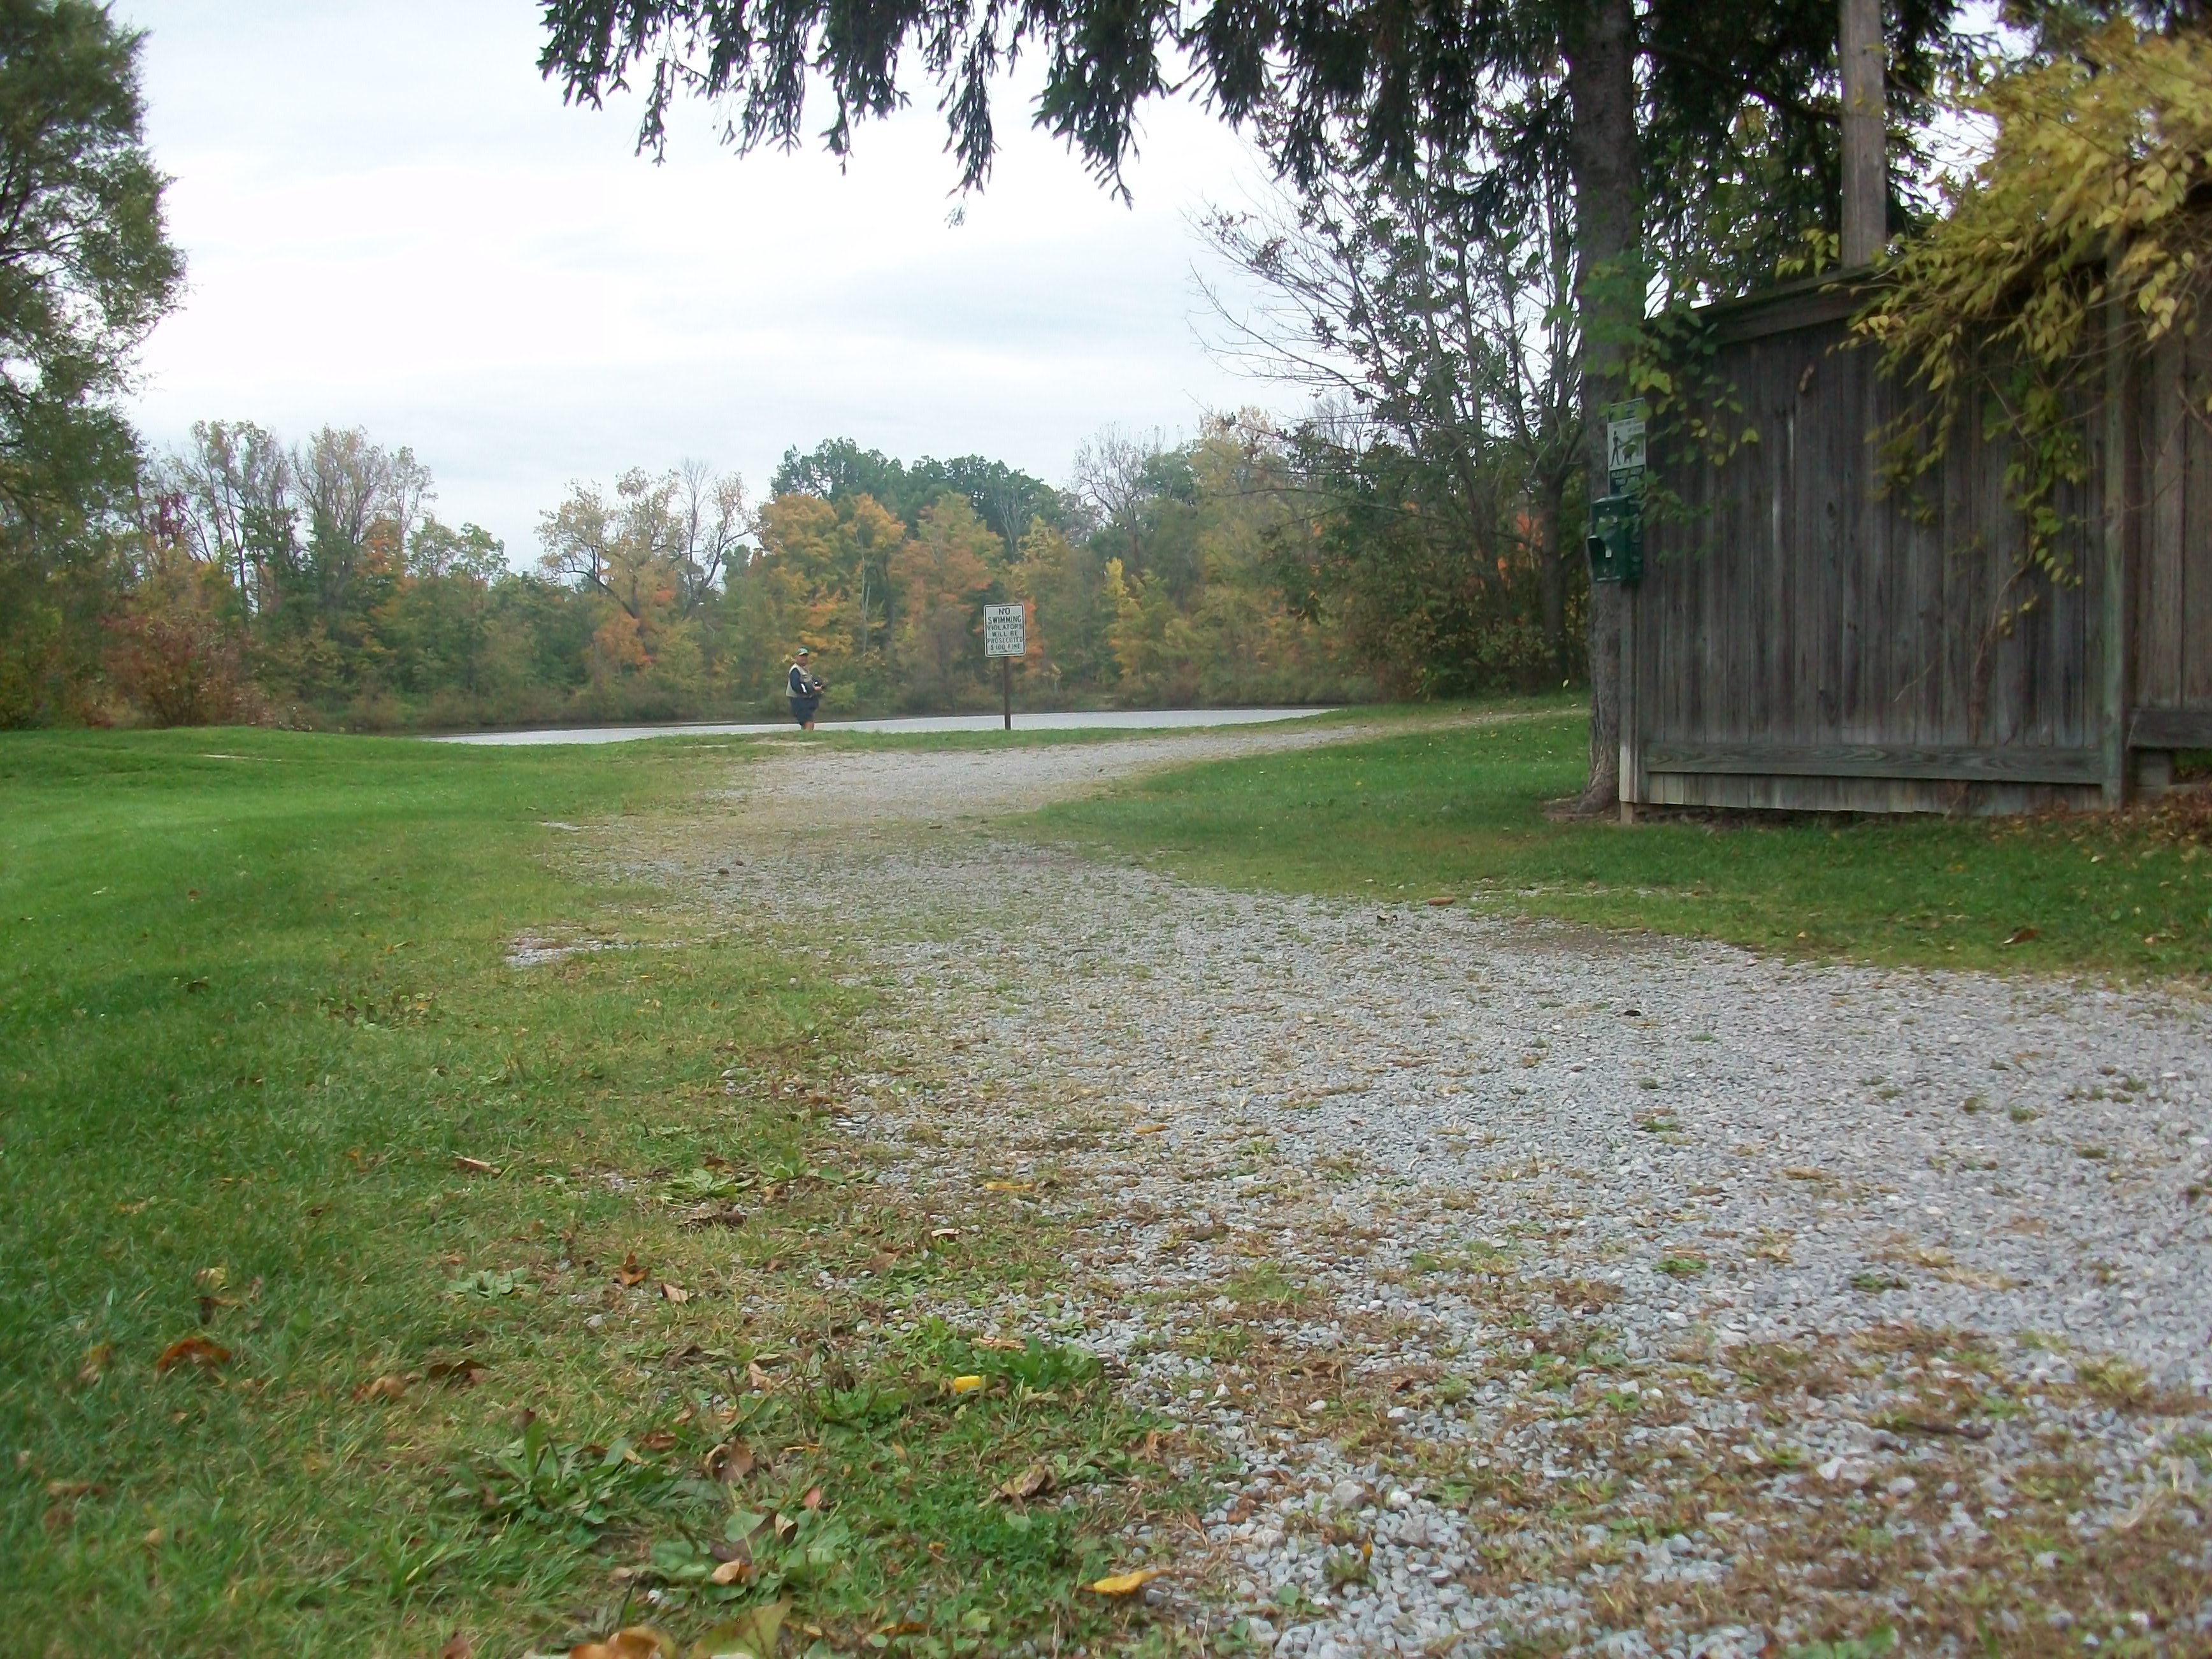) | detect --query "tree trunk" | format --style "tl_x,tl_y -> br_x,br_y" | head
1839,0 -> 1887,267
1564,0 -> 1641,812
